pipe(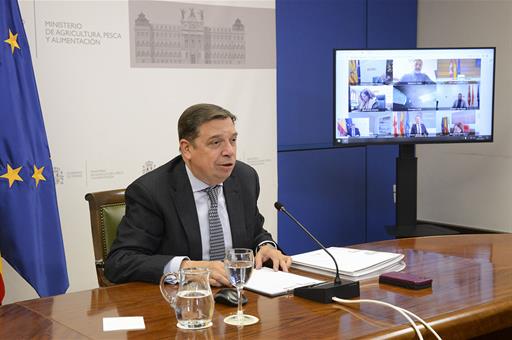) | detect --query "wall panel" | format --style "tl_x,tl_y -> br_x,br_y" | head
277,0 -> 417,252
